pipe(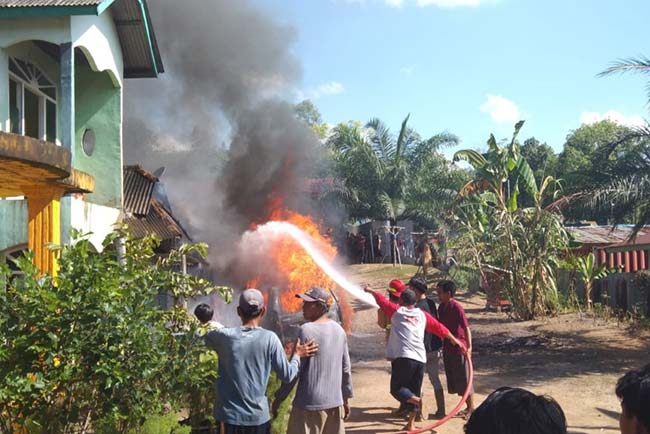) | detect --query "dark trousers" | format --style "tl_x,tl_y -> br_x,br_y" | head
390,357 -> 425,412
218,421 -> 271,434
